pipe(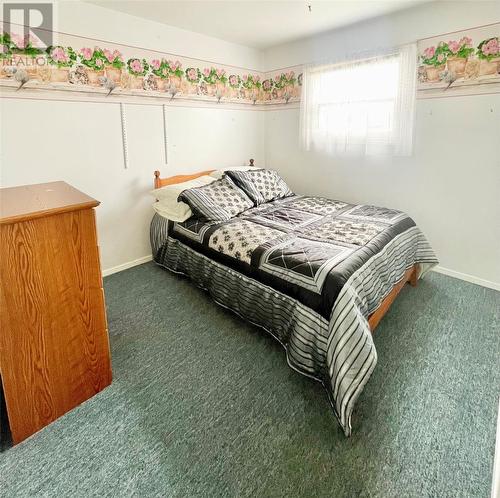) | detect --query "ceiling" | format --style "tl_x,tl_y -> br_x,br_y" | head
86,0 -> 429,49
